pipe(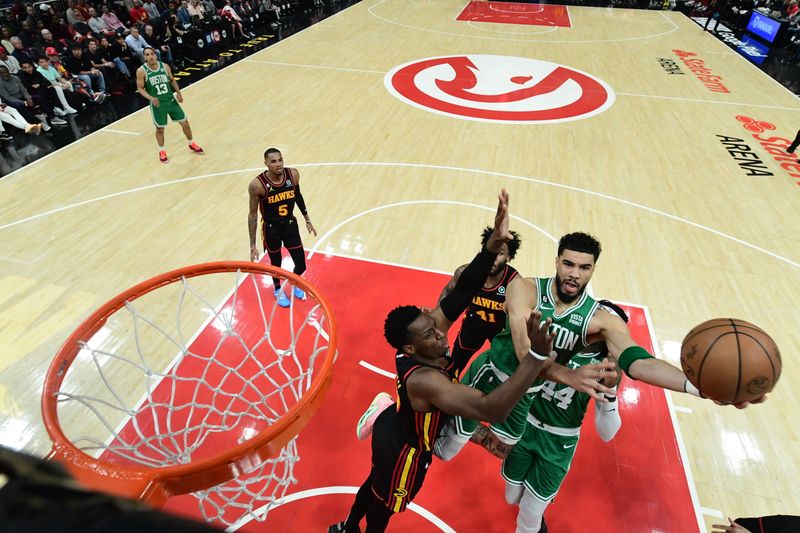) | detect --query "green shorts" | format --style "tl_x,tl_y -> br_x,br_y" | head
501,422 -> 579,502
453,351 -> 535,445
150,100 -> 186,127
